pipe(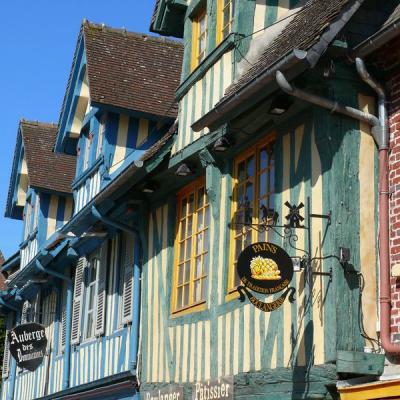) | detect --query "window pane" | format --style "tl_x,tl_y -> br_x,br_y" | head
183,284 -> 189,306
187,216 -> 193,237
184,261 -> 191,283
178,265 -> 184,285
260,148 -> 268,170
179,242 -> 185,263
181,219 -> 187,240
238,161 -> 246,181
177,287 -> 183,309
260,172 -> 267,197
194,280 -> 201,302
181,198 -> 187,218
198,187 -> 205,209
188,193 -> 194,214
186,239 -> 192,261
196,233 -> 203,256
247,156 -> 255,178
